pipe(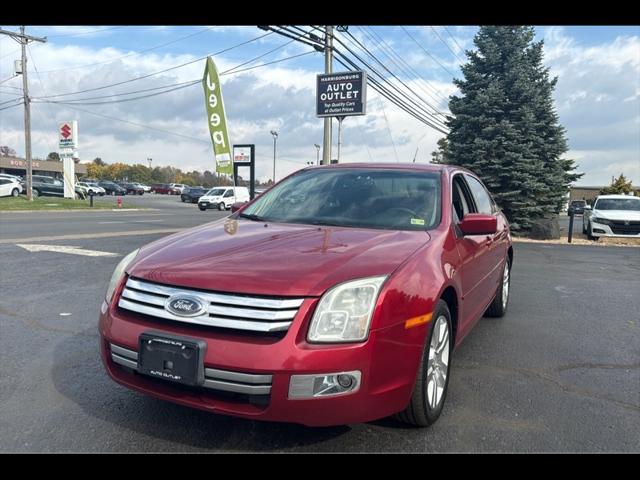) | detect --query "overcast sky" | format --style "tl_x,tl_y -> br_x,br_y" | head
0,25 -> 638,185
